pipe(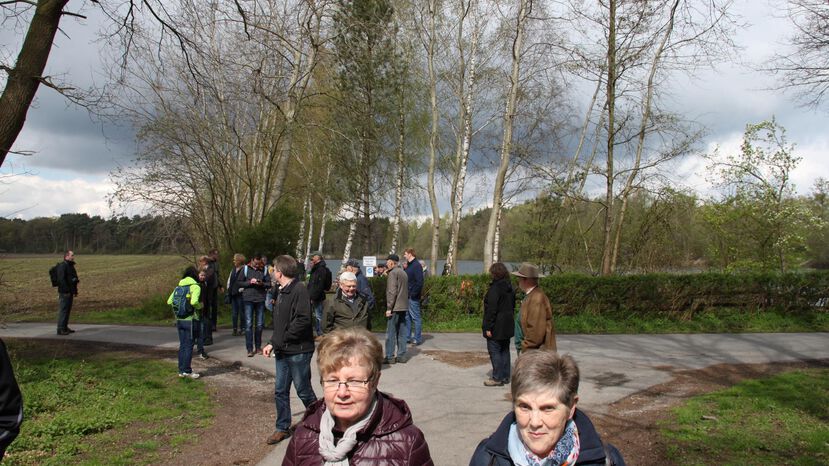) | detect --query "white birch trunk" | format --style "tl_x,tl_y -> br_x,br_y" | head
304,194 -> 314,264
390,98 -> 406,255
426,0 -> 441,276
483,0 -> 529,272
342,214 -> 358,264
296,196 -> 309,258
